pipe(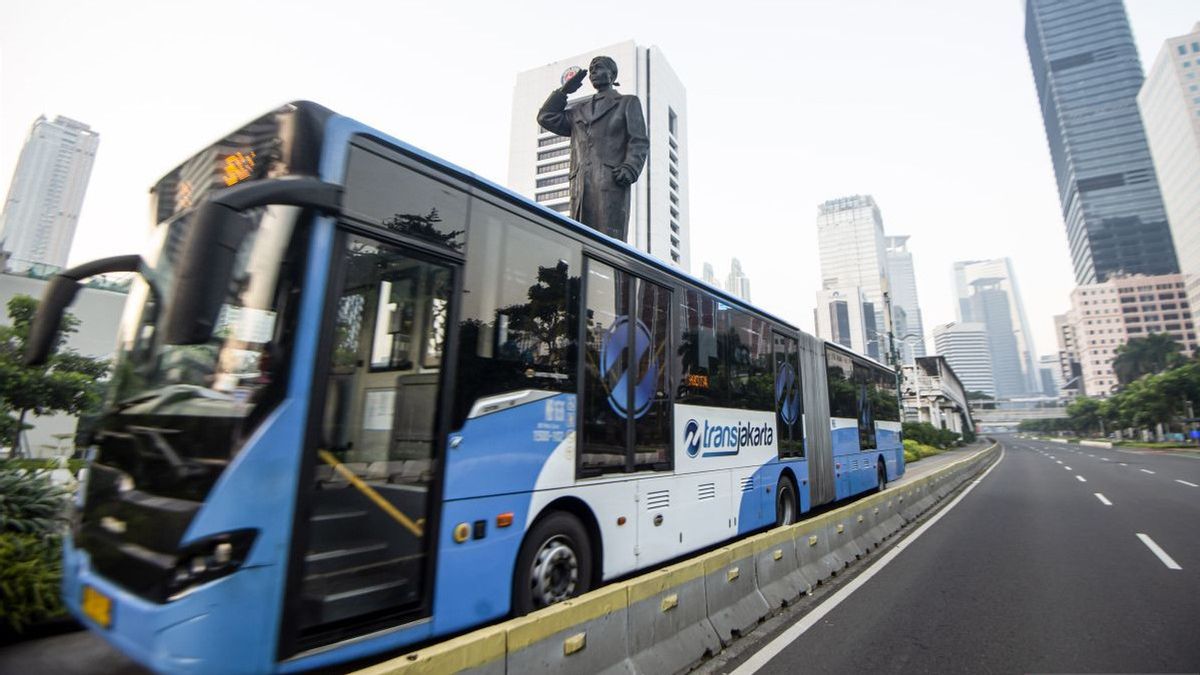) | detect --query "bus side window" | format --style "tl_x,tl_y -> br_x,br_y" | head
854,363 -> 877,450
452,201 -> 580,429
775,333 -> 804,458
677,289 -> 725,406
728,310 -> 772,411
825,347 -> 855,420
